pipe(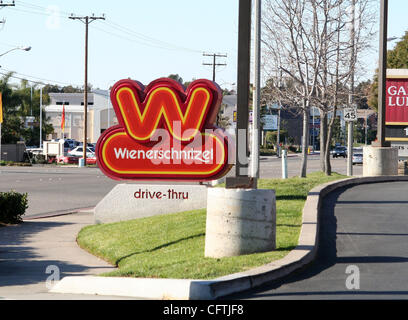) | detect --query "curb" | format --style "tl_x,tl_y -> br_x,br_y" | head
50,175 -> 408,299
24,207 -> 95,220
